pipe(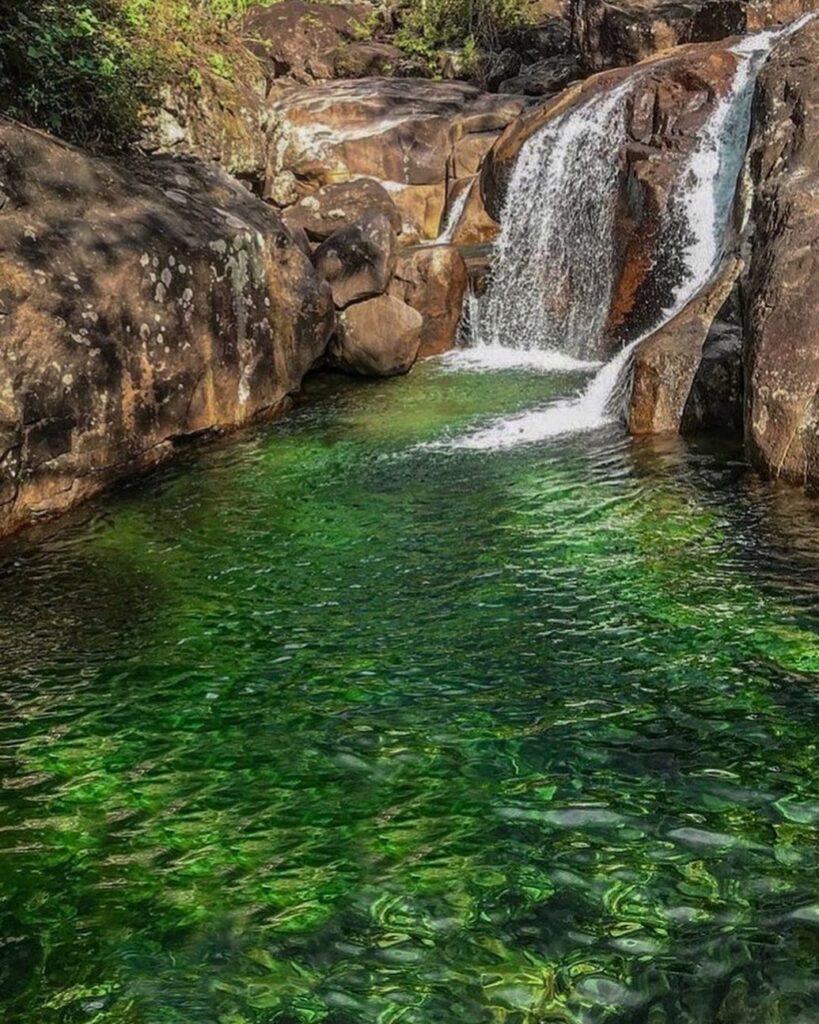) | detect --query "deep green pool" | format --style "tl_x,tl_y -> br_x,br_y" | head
2,359 -> 819,1024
